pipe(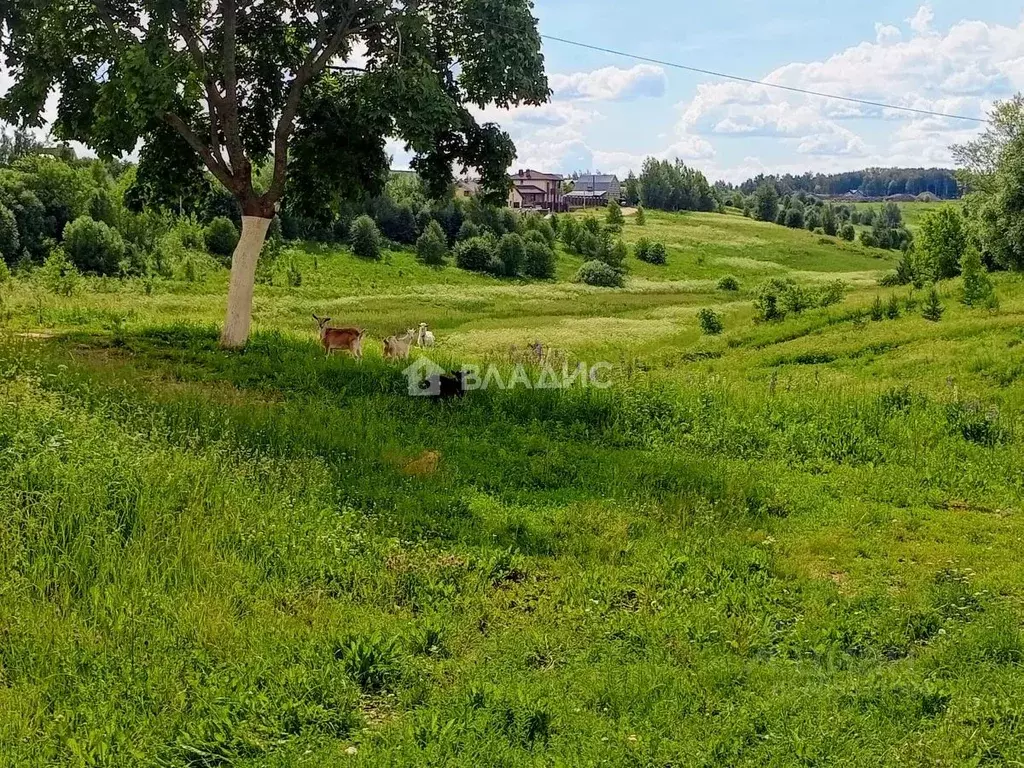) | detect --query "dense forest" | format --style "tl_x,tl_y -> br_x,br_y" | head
733,168 -> 961,199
